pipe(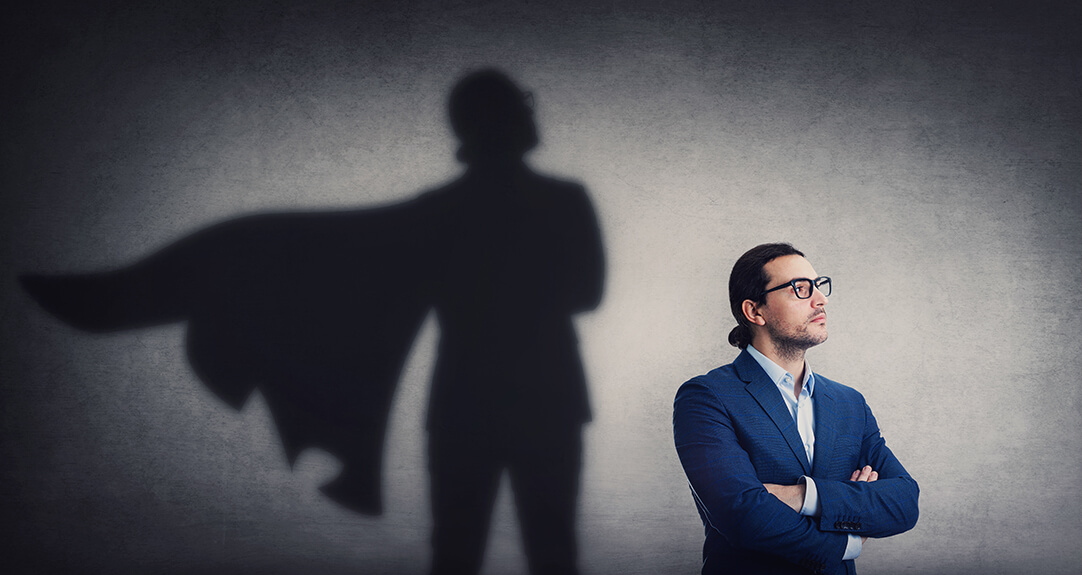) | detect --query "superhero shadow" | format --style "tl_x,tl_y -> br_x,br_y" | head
19,70 -> 605,535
